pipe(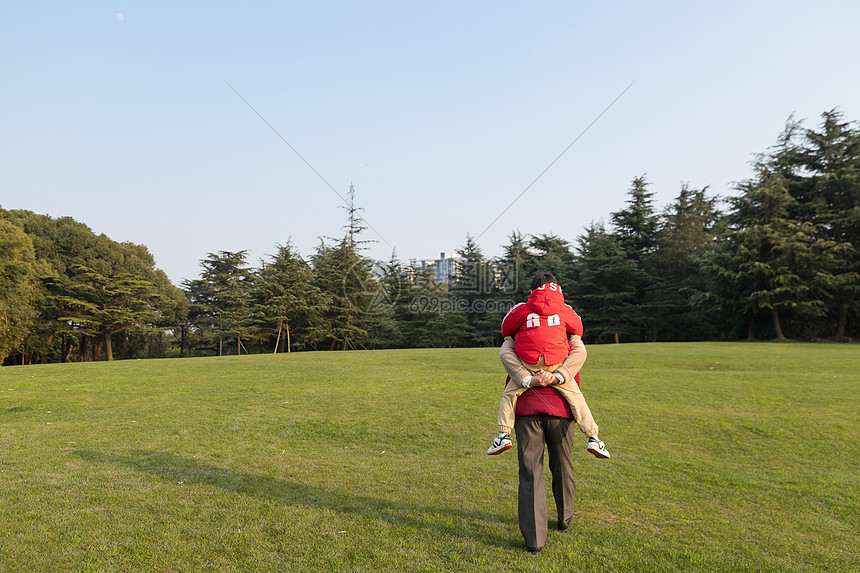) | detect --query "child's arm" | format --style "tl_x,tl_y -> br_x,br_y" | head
501,303 -> 527,337
562,306 -> 584,338
553,335 -> 587,385
499,336 -> 532,387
